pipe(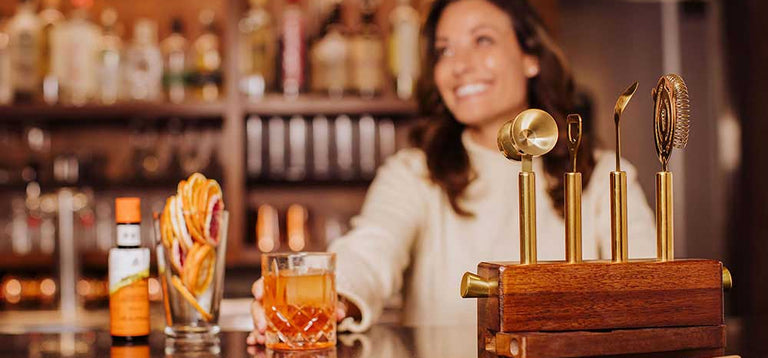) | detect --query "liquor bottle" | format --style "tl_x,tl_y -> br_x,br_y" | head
109,198 -> 150,342
268,116 -> 286,179
0,23 -> 11,105
350,6 -> 384,99
388,0 -> 420,100
334,115 -> 354,179
161,18 -> 188,103
286,204 -> 308,252
257,204 -> 280,252
239,0 -> 275,99
286,115 -> 306,181
192,10 -> 222,102
124,19 -> 163,102
246,115 -> 263,177
311,115 -> 330,179
359,114 -> 376,178
38,0 -> 64,104
280,0 -> 305,98
98,8 -> 122,105
310,3 -> 347,98
6,0 -> 42,103
51,0 -> 100,106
